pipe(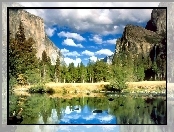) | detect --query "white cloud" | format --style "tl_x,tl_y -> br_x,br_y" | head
90,35 -> 117,45
45,27 -> 56,37
62,38 -> 83,48
60,48 -> 69,54
64,57 -> 82,66
90,35 -> 103,44
95,49 -> 114,56
82,114 -> 95,121
90,56 -> 98,62
67,51 -> 80,57
58,31 -> 85,41
88,46 -> 98,49
76,44 -> 83,48
103,39 -> 117,44
60,48 -> 80,57
19,2 -> 159,35
82,50 -> 94,56
99,115 -> 113,122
